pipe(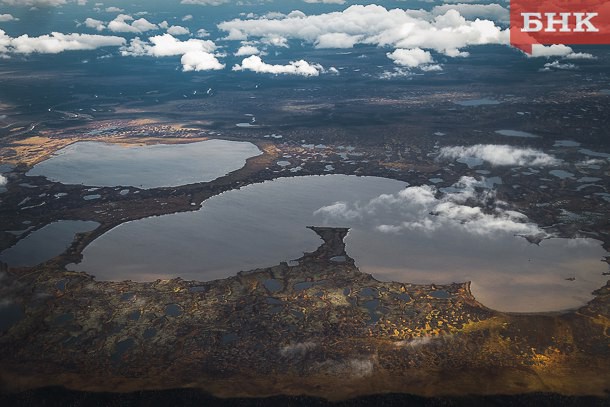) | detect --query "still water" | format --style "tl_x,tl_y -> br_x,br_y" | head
495,130 -> 539,138
1,220 -> 99,267
454,98 -> 501,107
69,175 -> 607,312
27,139 -> 261,189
